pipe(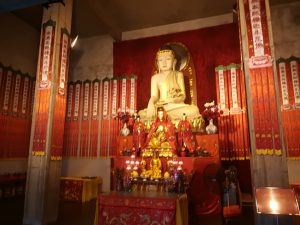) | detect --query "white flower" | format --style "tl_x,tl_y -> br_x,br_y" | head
204,100 -> 215,108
